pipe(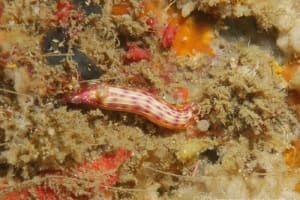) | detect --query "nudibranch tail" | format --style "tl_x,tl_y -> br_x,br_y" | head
64,84 -> 198,130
